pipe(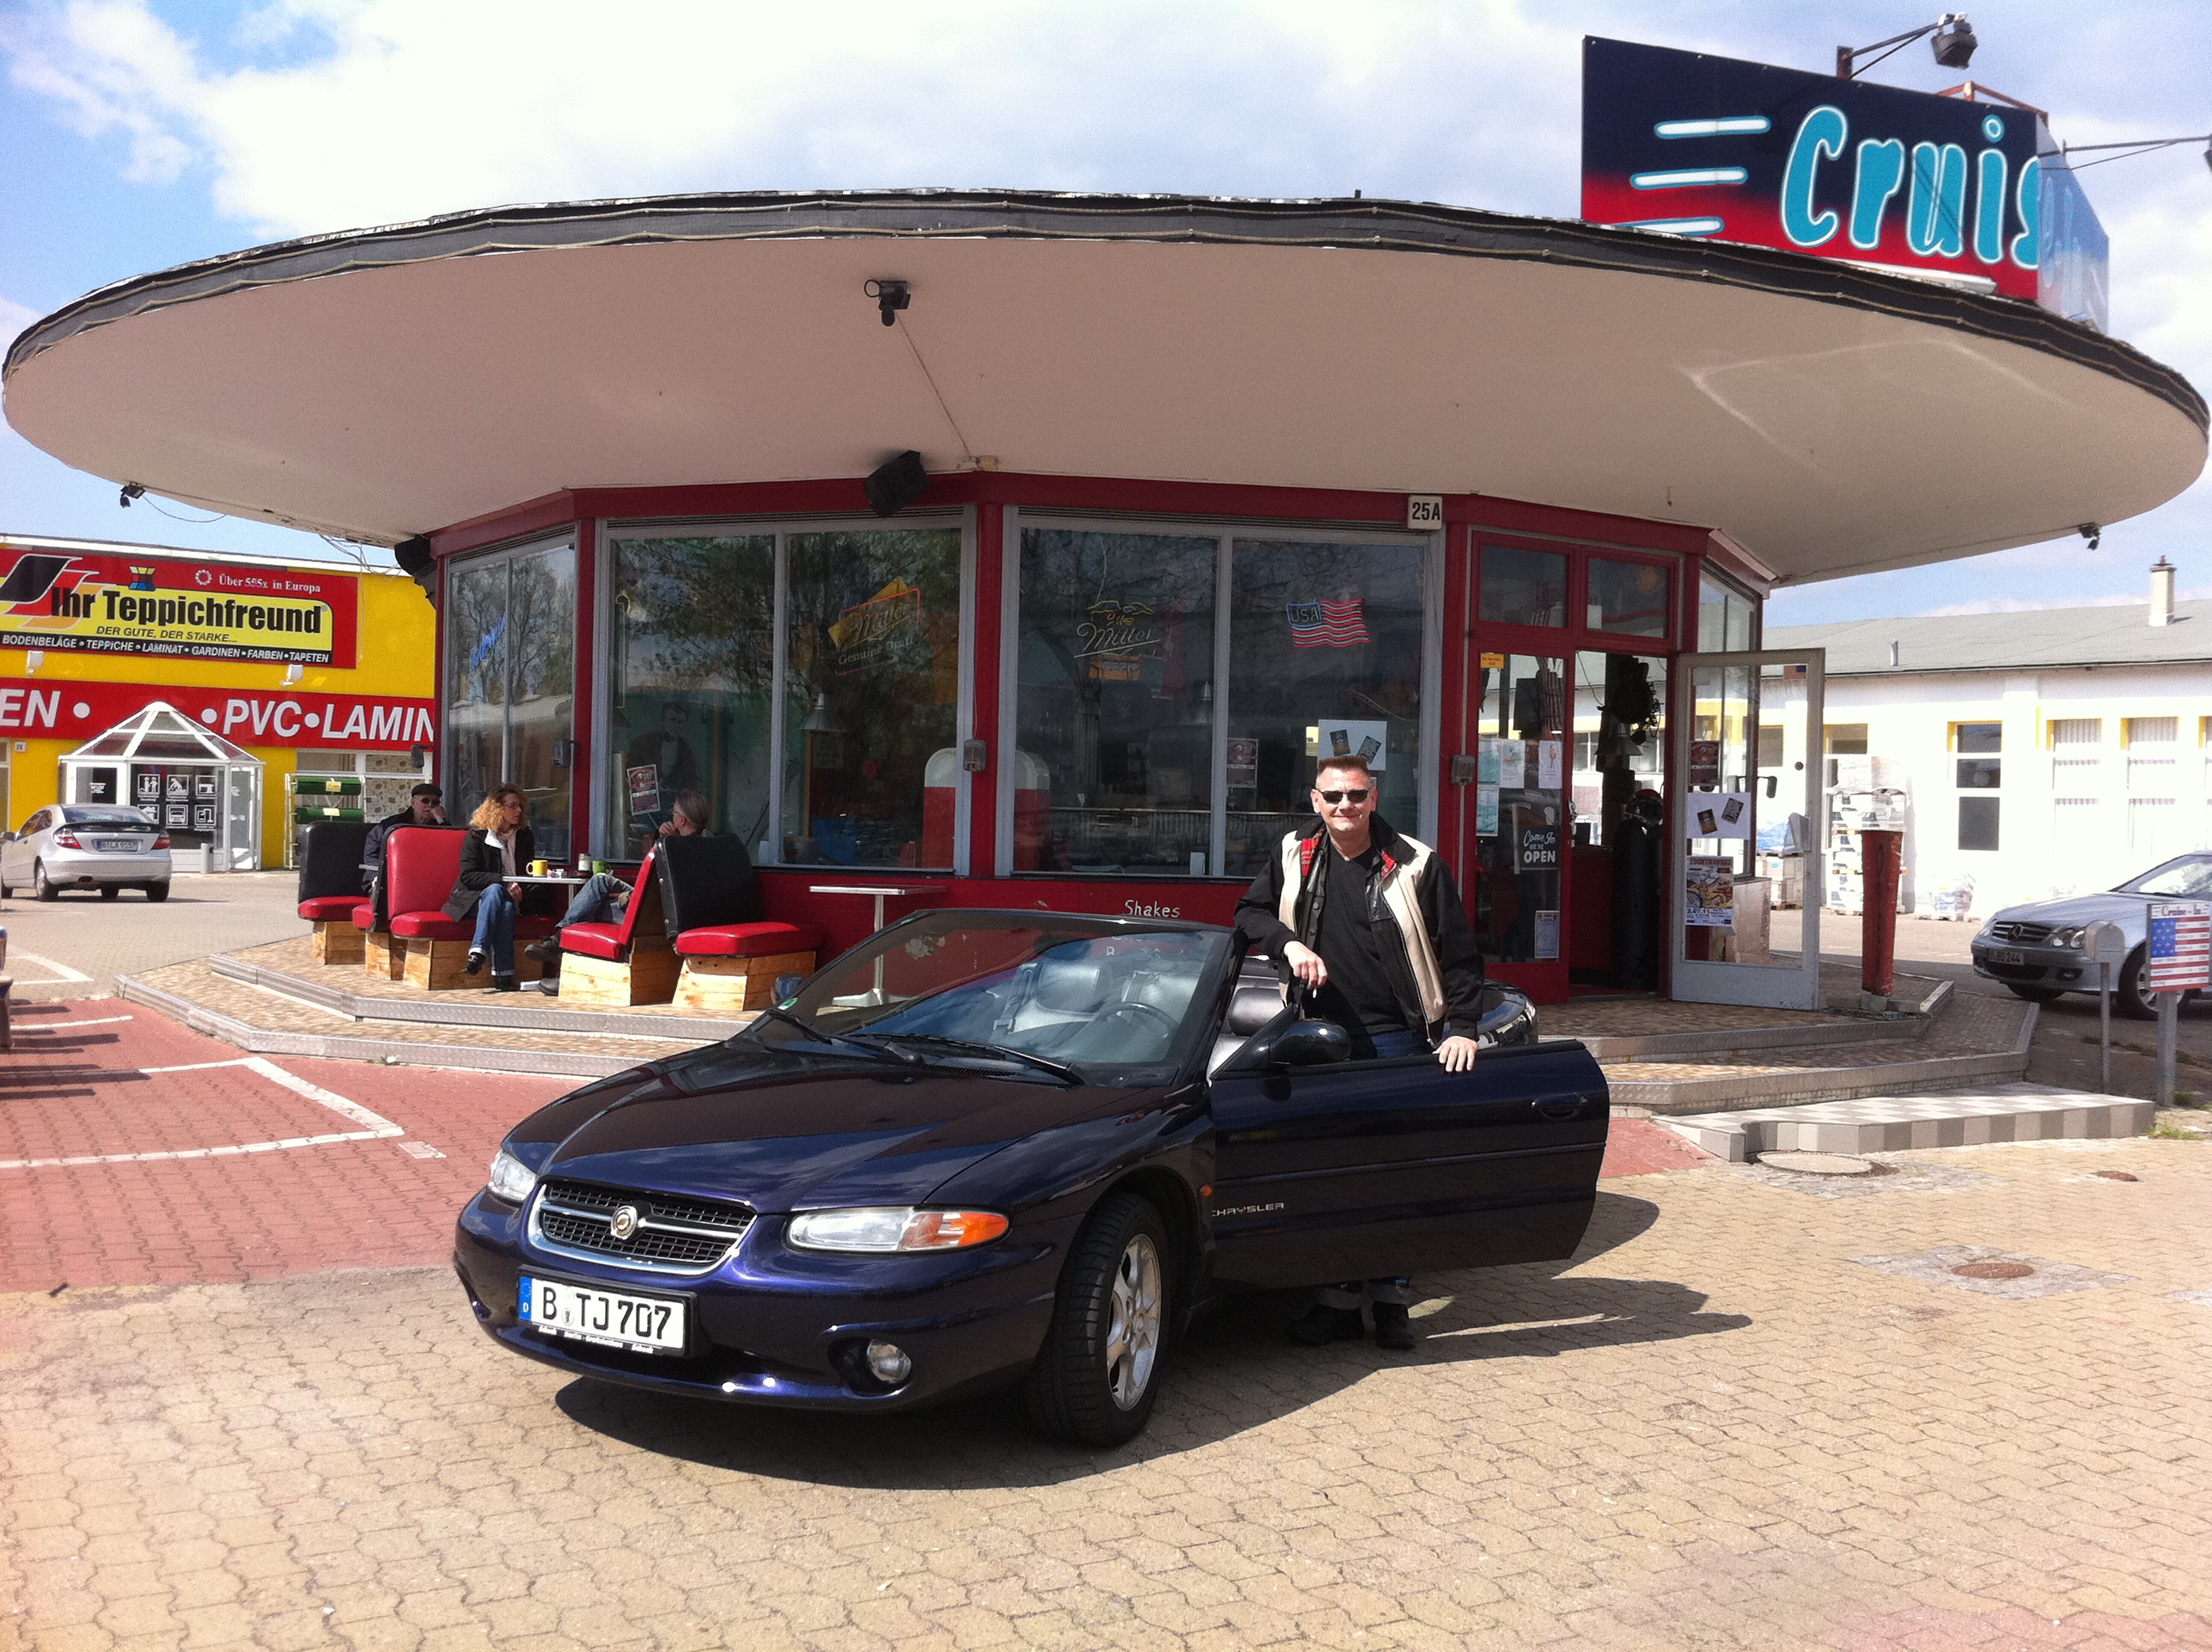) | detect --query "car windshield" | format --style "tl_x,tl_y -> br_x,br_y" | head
61,809 -> 157,829
754,911 -> 1232,1082
2118,855 -> 2212,899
